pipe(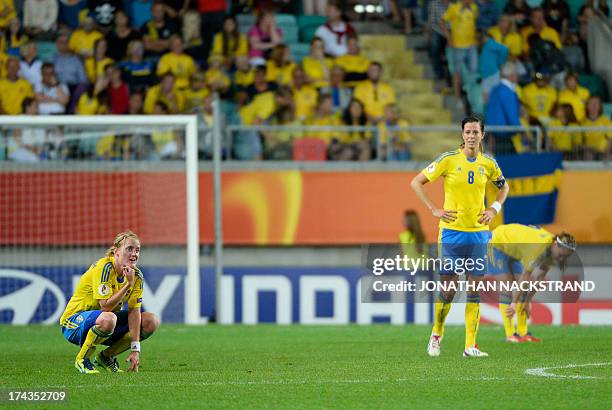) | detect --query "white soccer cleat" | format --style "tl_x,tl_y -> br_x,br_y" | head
463,346 -> 489,357
427,334 -> 442,357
